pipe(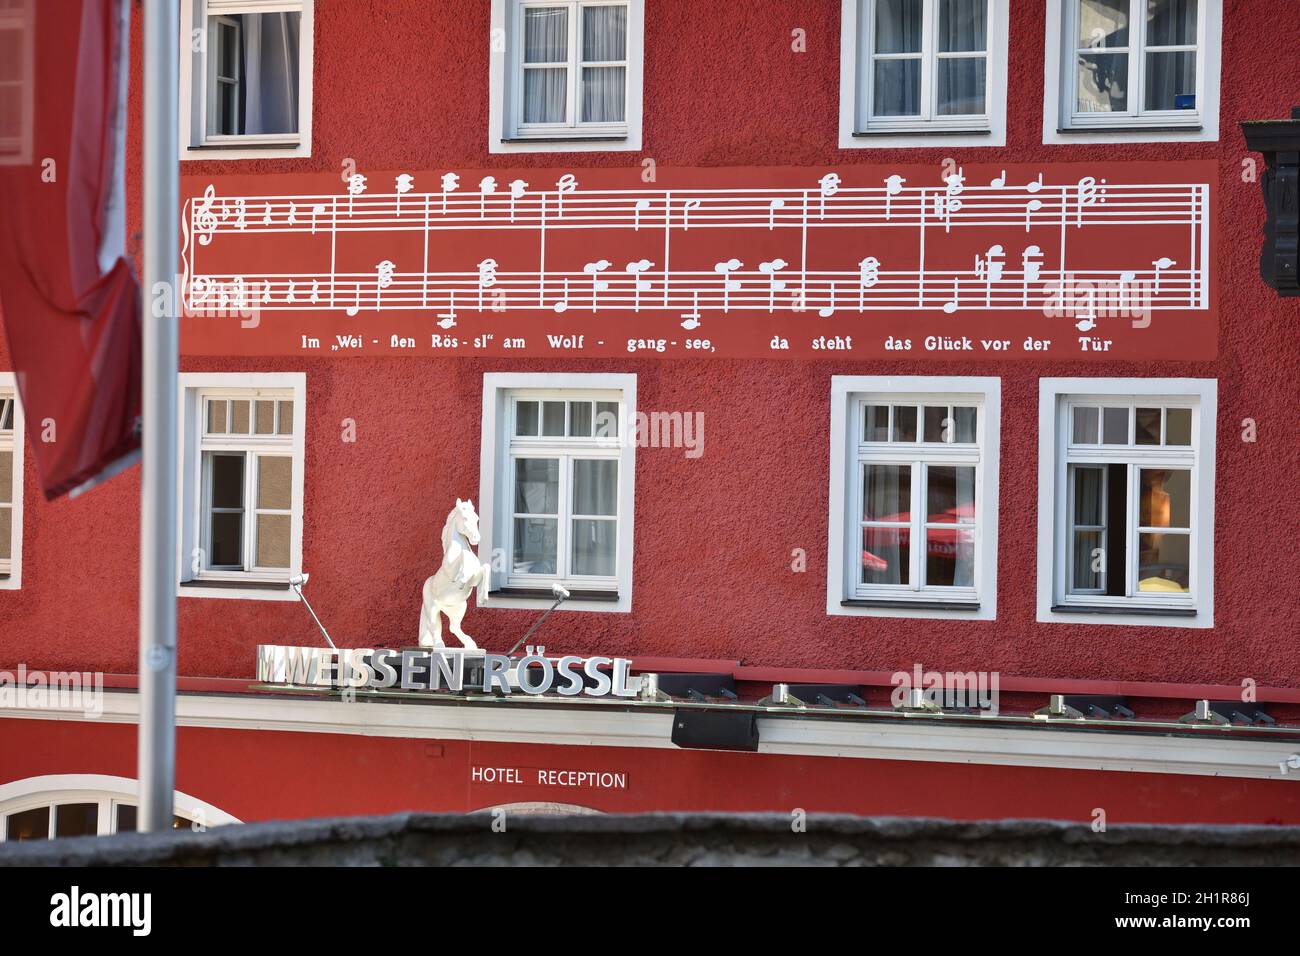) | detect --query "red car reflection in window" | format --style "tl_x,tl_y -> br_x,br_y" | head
862,502 -> 975,576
